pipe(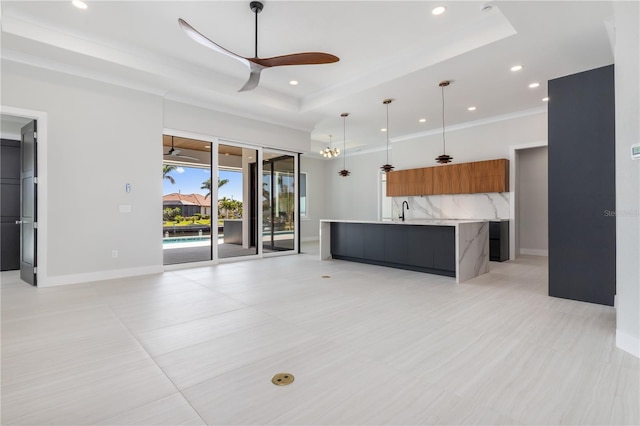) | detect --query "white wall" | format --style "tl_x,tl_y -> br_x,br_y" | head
327,112 -> 547,221
325,149 -> 387,221
1,61 -> 314,285
300,155 -> 327,242
2,61 -> 164,285
393,111 -> 548,167
517,146 -> 548,256
163,100 -> 310,153
613,1 -> 640,358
